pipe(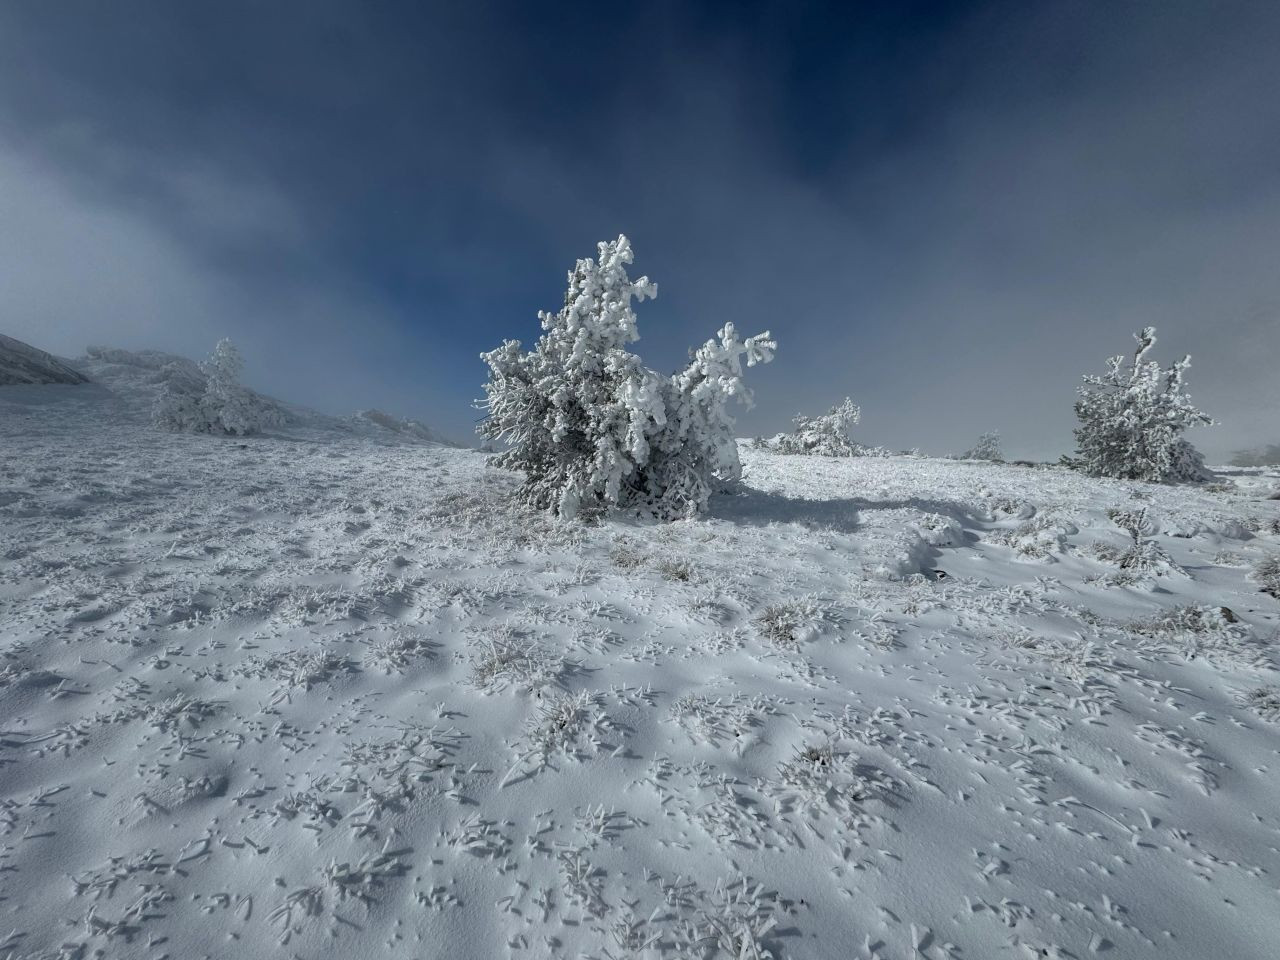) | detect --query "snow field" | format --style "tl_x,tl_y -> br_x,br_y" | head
2,390 -> 1280,959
